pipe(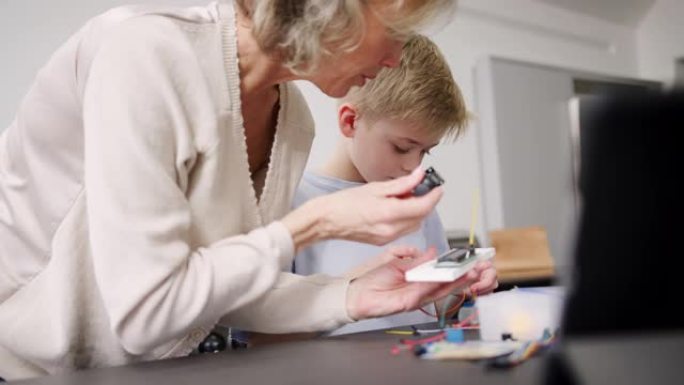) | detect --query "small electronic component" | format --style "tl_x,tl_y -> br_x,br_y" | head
412,167 -> 444,196
412,340 -> 523,361
435,245 -> 477,268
